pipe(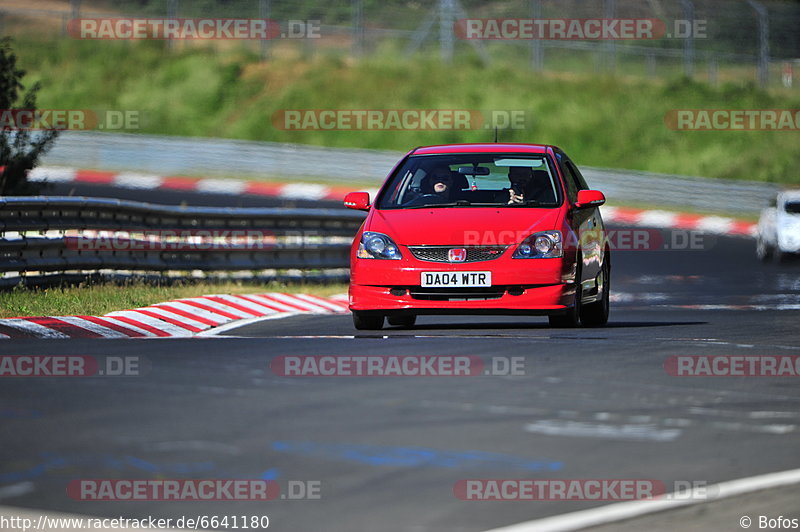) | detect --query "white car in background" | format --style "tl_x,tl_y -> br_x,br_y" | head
757,191 -> 800,262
